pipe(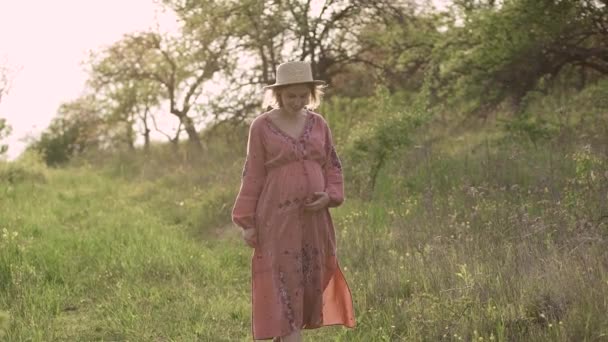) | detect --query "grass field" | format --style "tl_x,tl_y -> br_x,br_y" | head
1,114 -> 607,341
